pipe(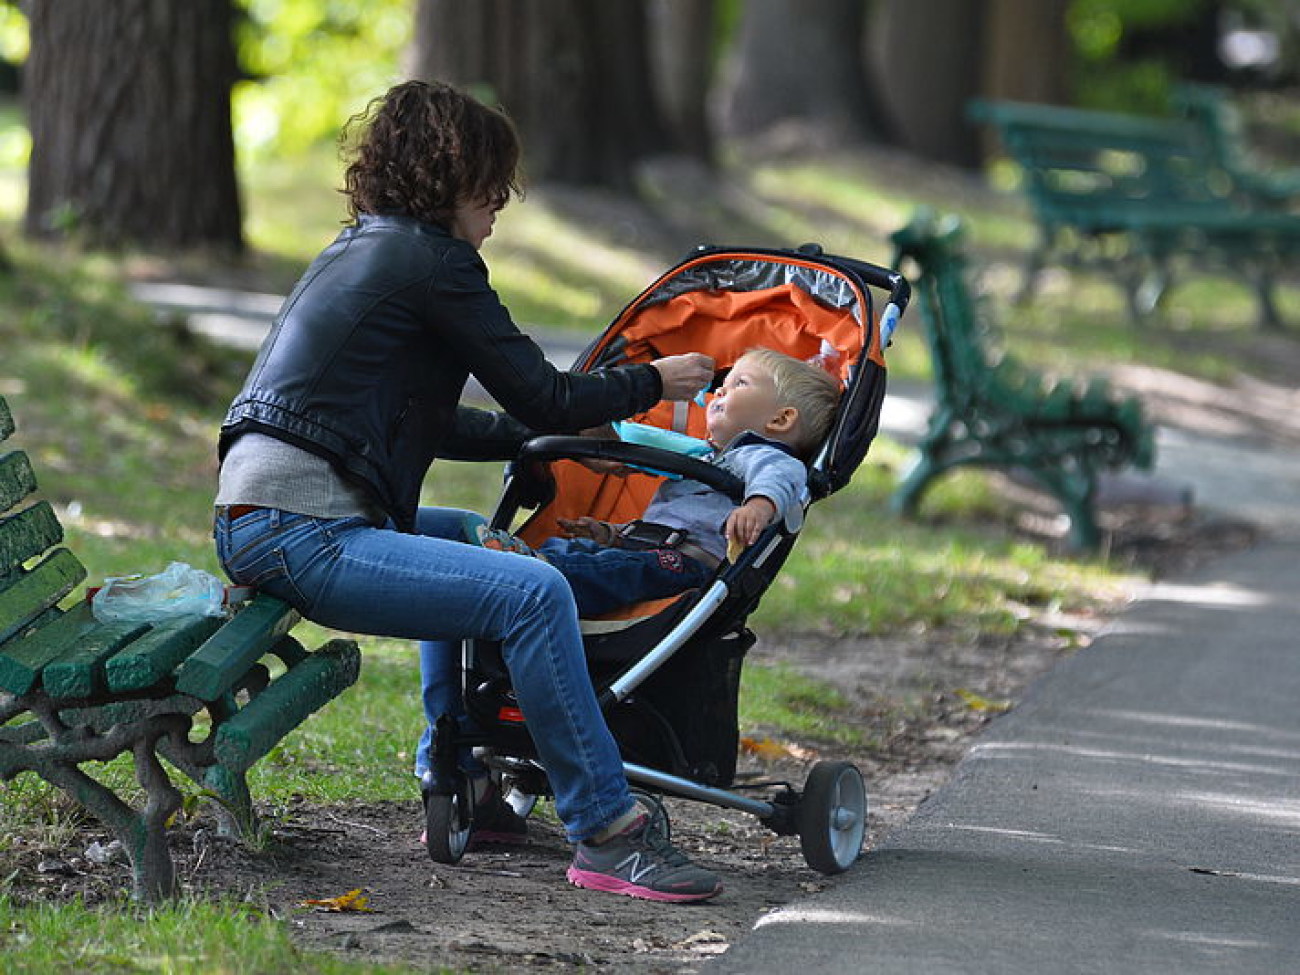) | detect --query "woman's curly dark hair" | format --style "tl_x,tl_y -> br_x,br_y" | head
340,80 -> 522,227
